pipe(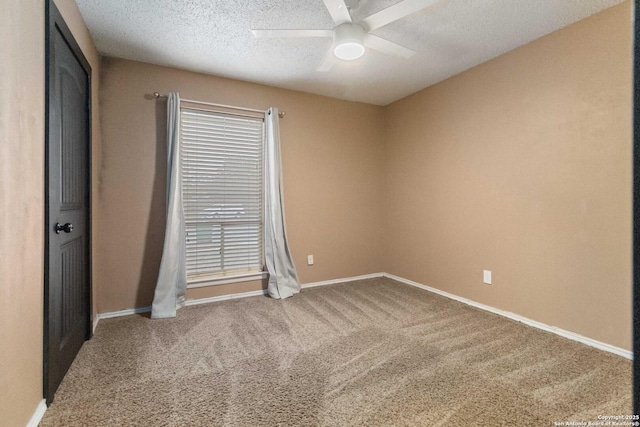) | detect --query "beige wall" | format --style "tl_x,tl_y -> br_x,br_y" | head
384,2 -> 633,350
0,1 -> 45,425
97,58 -> 385,312
0,0 -> 100,425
